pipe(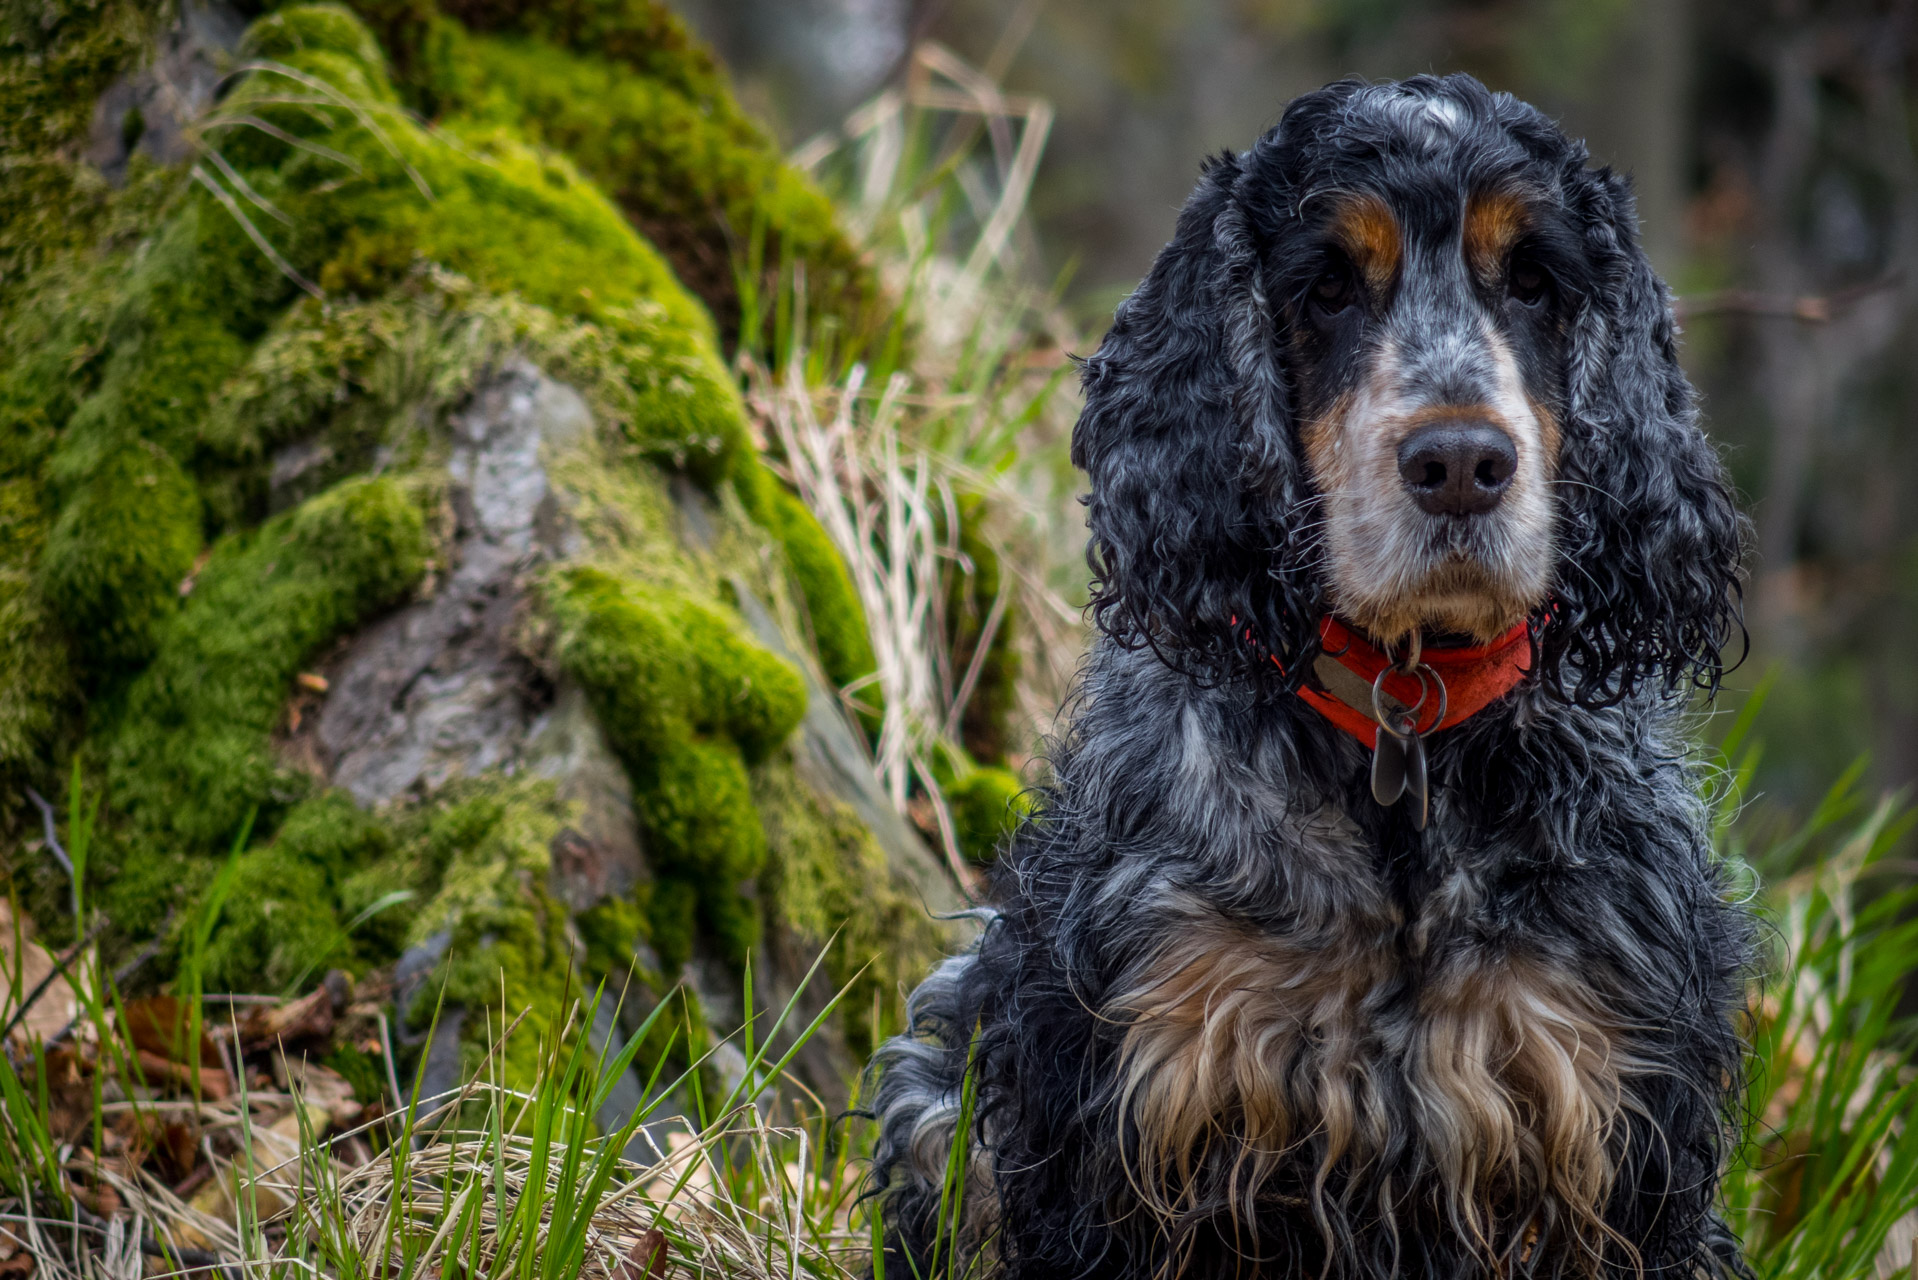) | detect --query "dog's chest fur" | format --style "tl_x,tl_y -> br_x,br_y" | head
1095,688 -> 1639,1257
1110,895 -> 1630,1255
